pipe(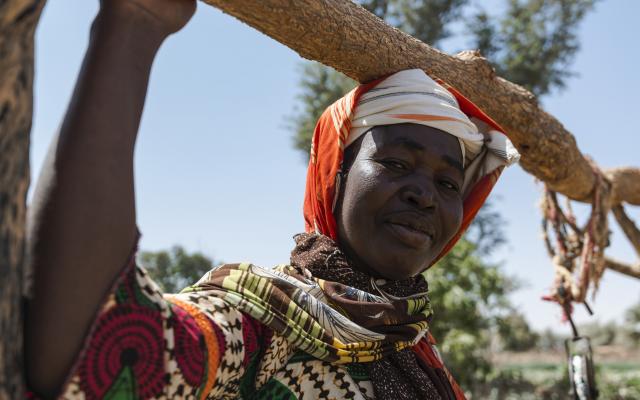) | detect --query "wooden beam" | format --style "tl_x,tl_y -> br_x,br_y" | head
202,0 -> 640,205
